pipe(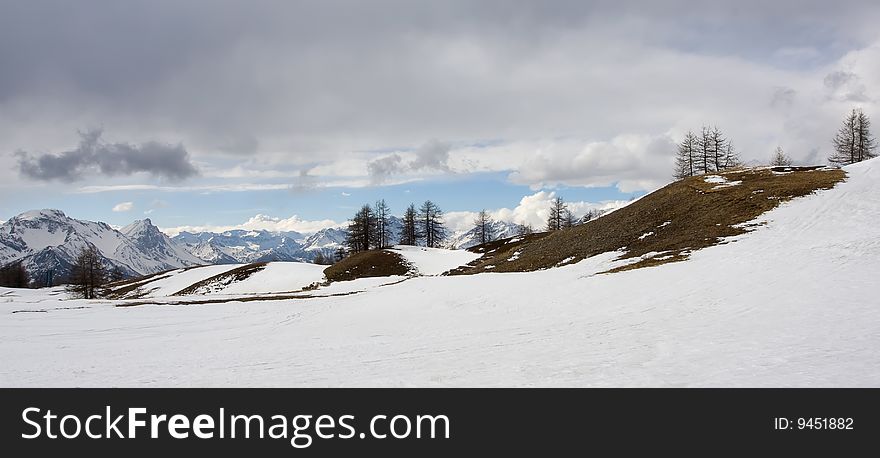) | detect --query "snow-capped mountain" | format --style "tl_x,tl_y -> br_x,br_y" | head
0,207 -> 490,286
120,219 -> 203,269
447,220 -> 522,249
173,229 -> 312,264
0,210 -> 200,285
173,218 -> 402,264
300,227 -> 347,257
